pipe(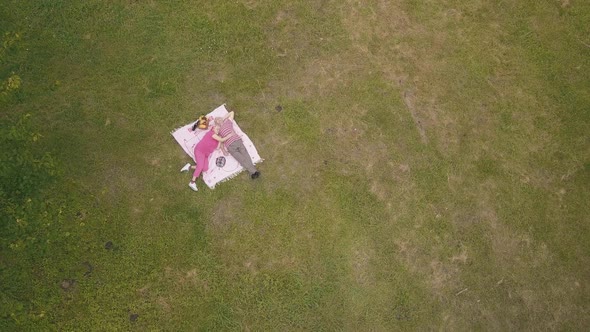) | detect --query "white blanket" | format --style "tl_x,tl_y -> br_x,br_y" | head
172,104 -> 262,189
